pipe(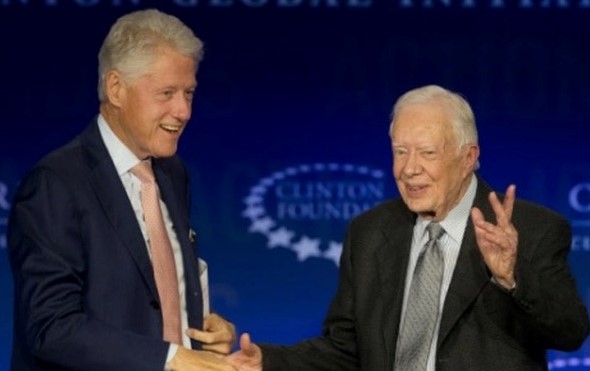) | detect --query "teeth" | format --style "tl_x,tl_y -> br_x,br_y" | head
161,124 -> 180,132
